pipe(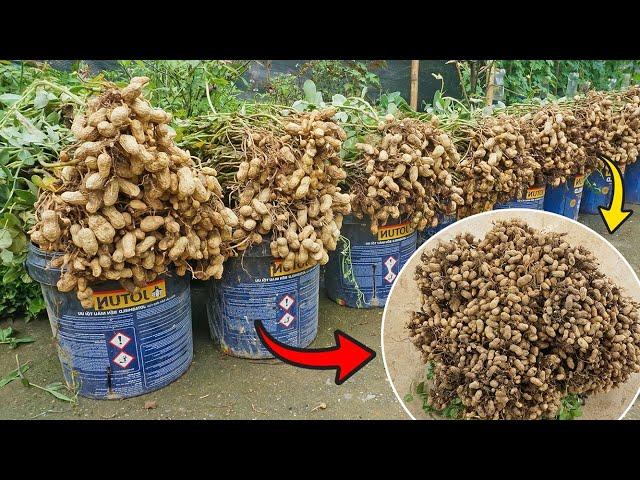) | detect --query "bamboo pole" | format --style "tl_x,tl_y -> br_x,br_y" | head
410,60 -> 420,110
